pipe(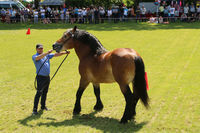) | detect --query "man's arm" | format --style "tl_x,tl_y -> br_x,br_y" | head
35,50 -> 53,61
54,51 -> 70,57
